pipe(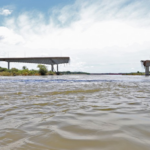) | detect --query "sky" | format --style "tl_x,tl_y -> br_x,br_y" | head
0,0 -> 150,73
